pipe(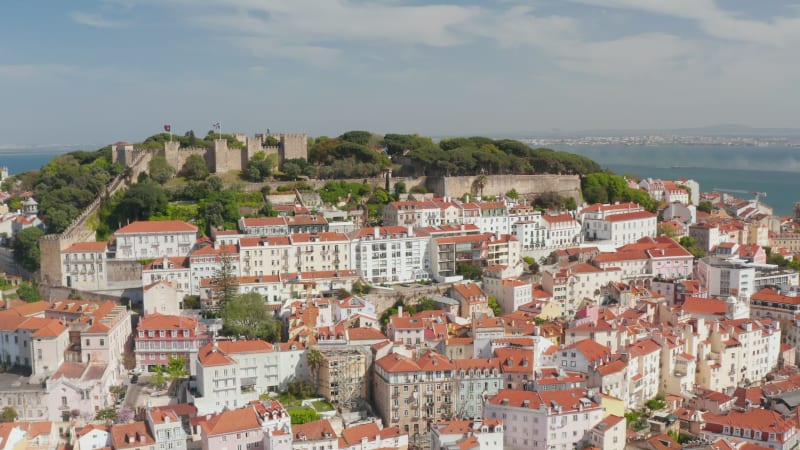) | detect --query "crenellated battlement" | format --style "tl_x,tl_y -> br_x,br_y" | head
113,131 -> 307,174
